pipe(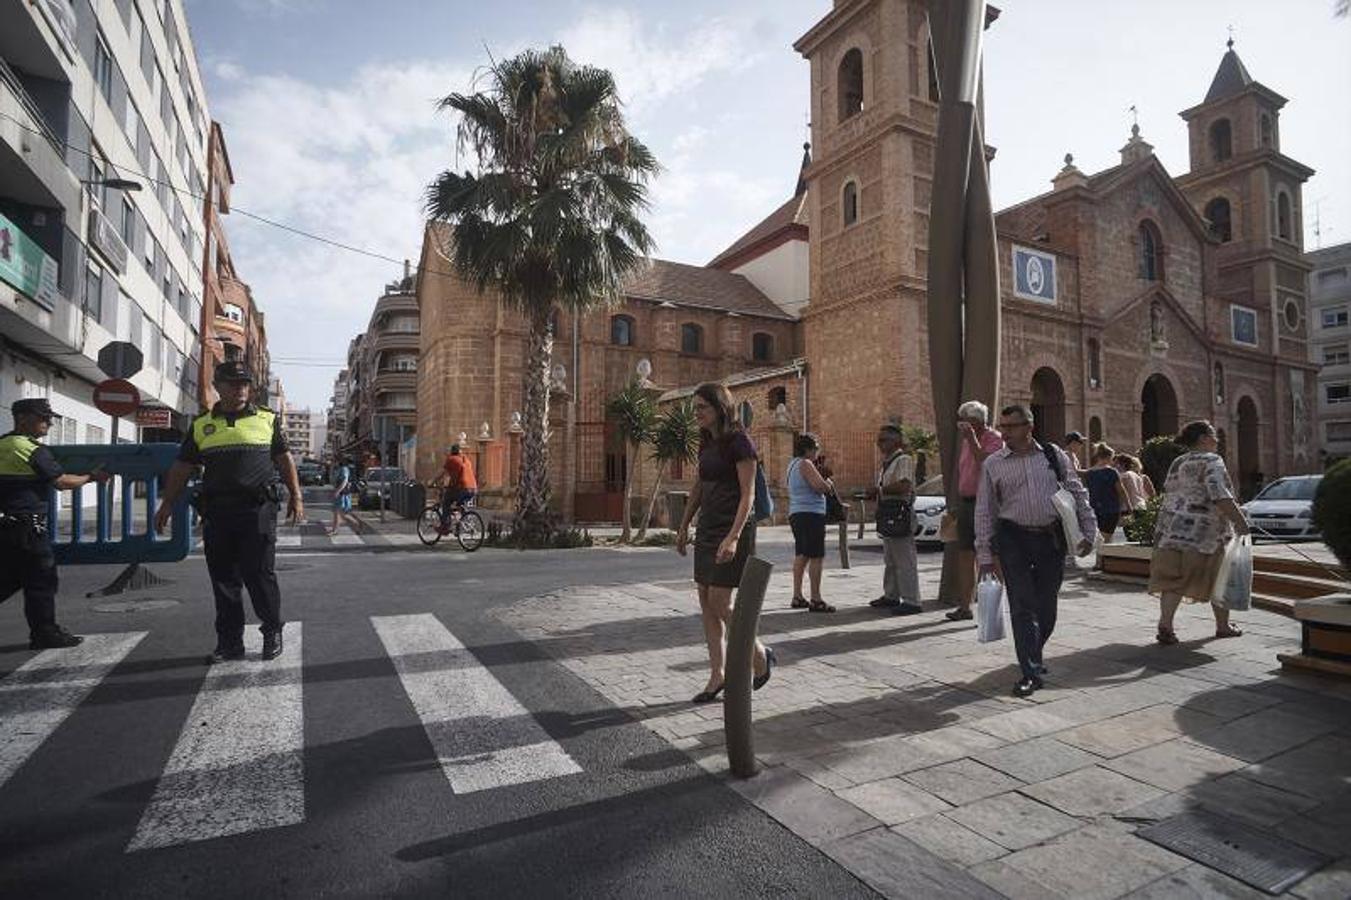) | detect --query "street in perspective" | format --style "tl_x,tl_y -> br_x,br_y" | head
2,1 -> 1350,898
